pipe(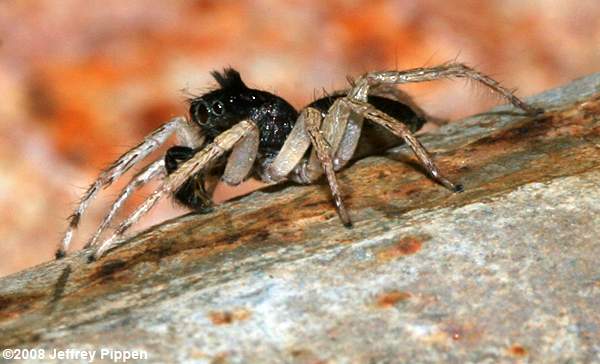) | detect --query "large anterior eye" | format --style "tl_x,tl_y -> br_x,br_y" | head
212,101 -> 225,116
191,102 -> 208,125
